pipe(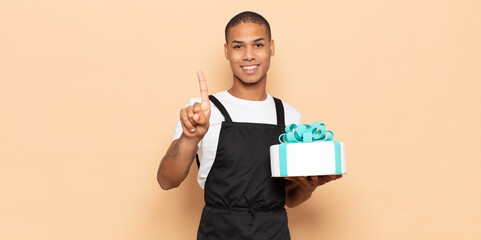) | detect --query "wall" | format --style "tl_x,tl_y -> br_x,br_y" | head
1,0 -> 480,239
